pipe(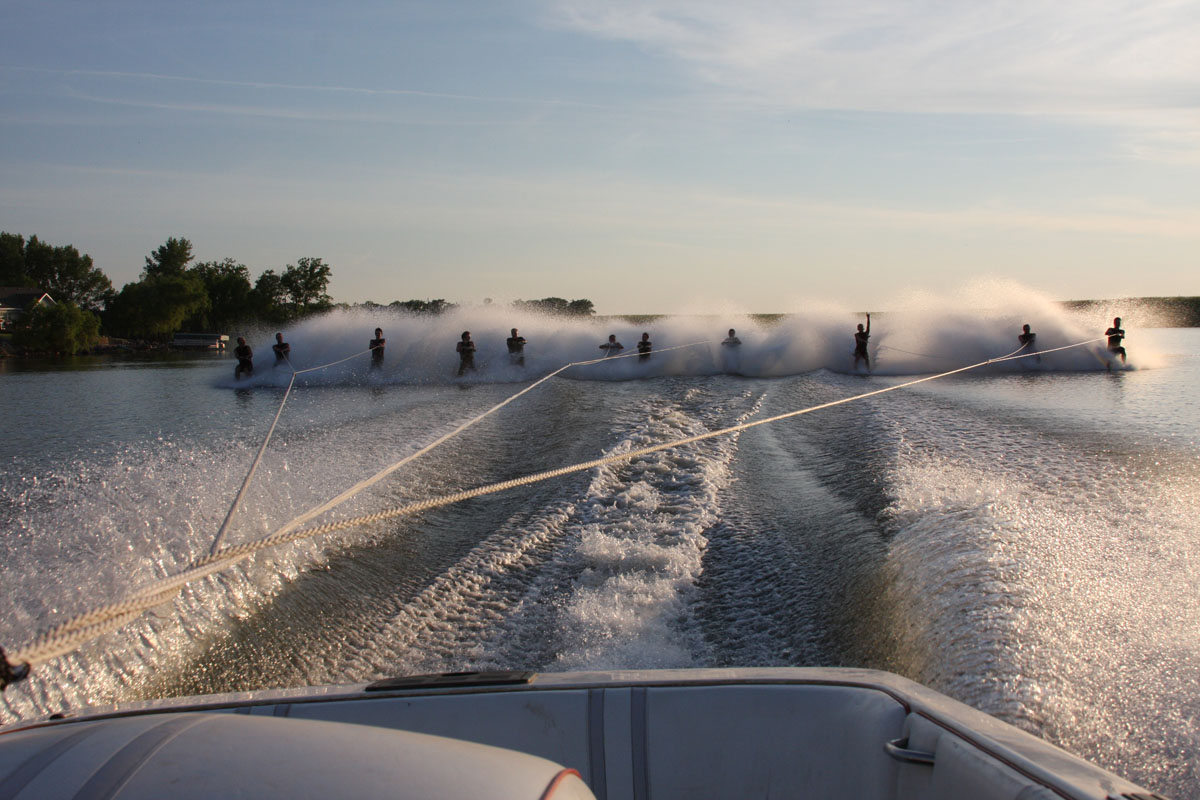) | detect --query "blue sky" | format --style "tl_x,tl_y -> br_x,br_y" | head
2,0 -> 1197,313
